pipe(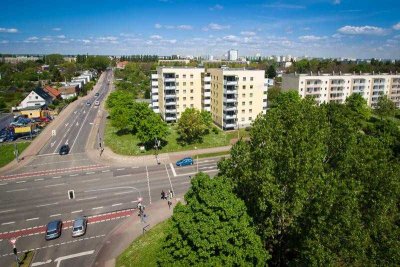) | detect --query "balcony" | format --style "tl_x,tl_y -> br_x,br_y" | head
164,77 -> 176,83
152,108 -> 160,113
203,76 -> 211,82
203,99 -> 211,105
224,105 -> 237,111
224,80 -> 238,86
165,100 -> 176,106
165,116 -> 176,122
223,121 -> 237,129
306,80 -> 322,85
330,80 -> 345,85
151,88 -> 158,94
151,74 -> 158,79
223,97 -> 237,103
223,112 -> 236,120
203,84 -> 211,90
373,85 -> 384,91
152,81 -> 158,86
203,91 -> 211,97
330,93 -> 344,99
306,87 -> 321,94
330,86 -> 344,92
164,86 -> 176,90
165,108 -> 177,113
152,95 -> 159,101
